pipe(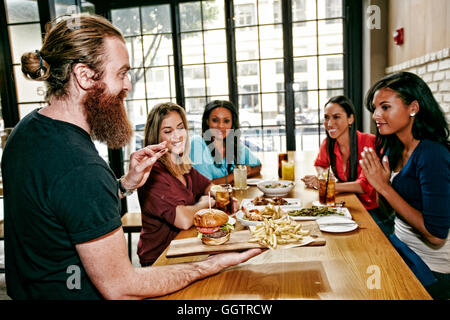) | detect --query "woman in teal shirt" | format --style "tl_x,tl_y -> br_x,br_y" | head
190,100 -> 261,184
